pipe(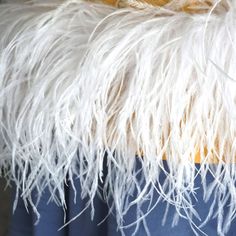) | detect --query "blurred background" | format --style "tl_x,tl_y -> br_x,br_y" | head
0,177 -> 10,236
